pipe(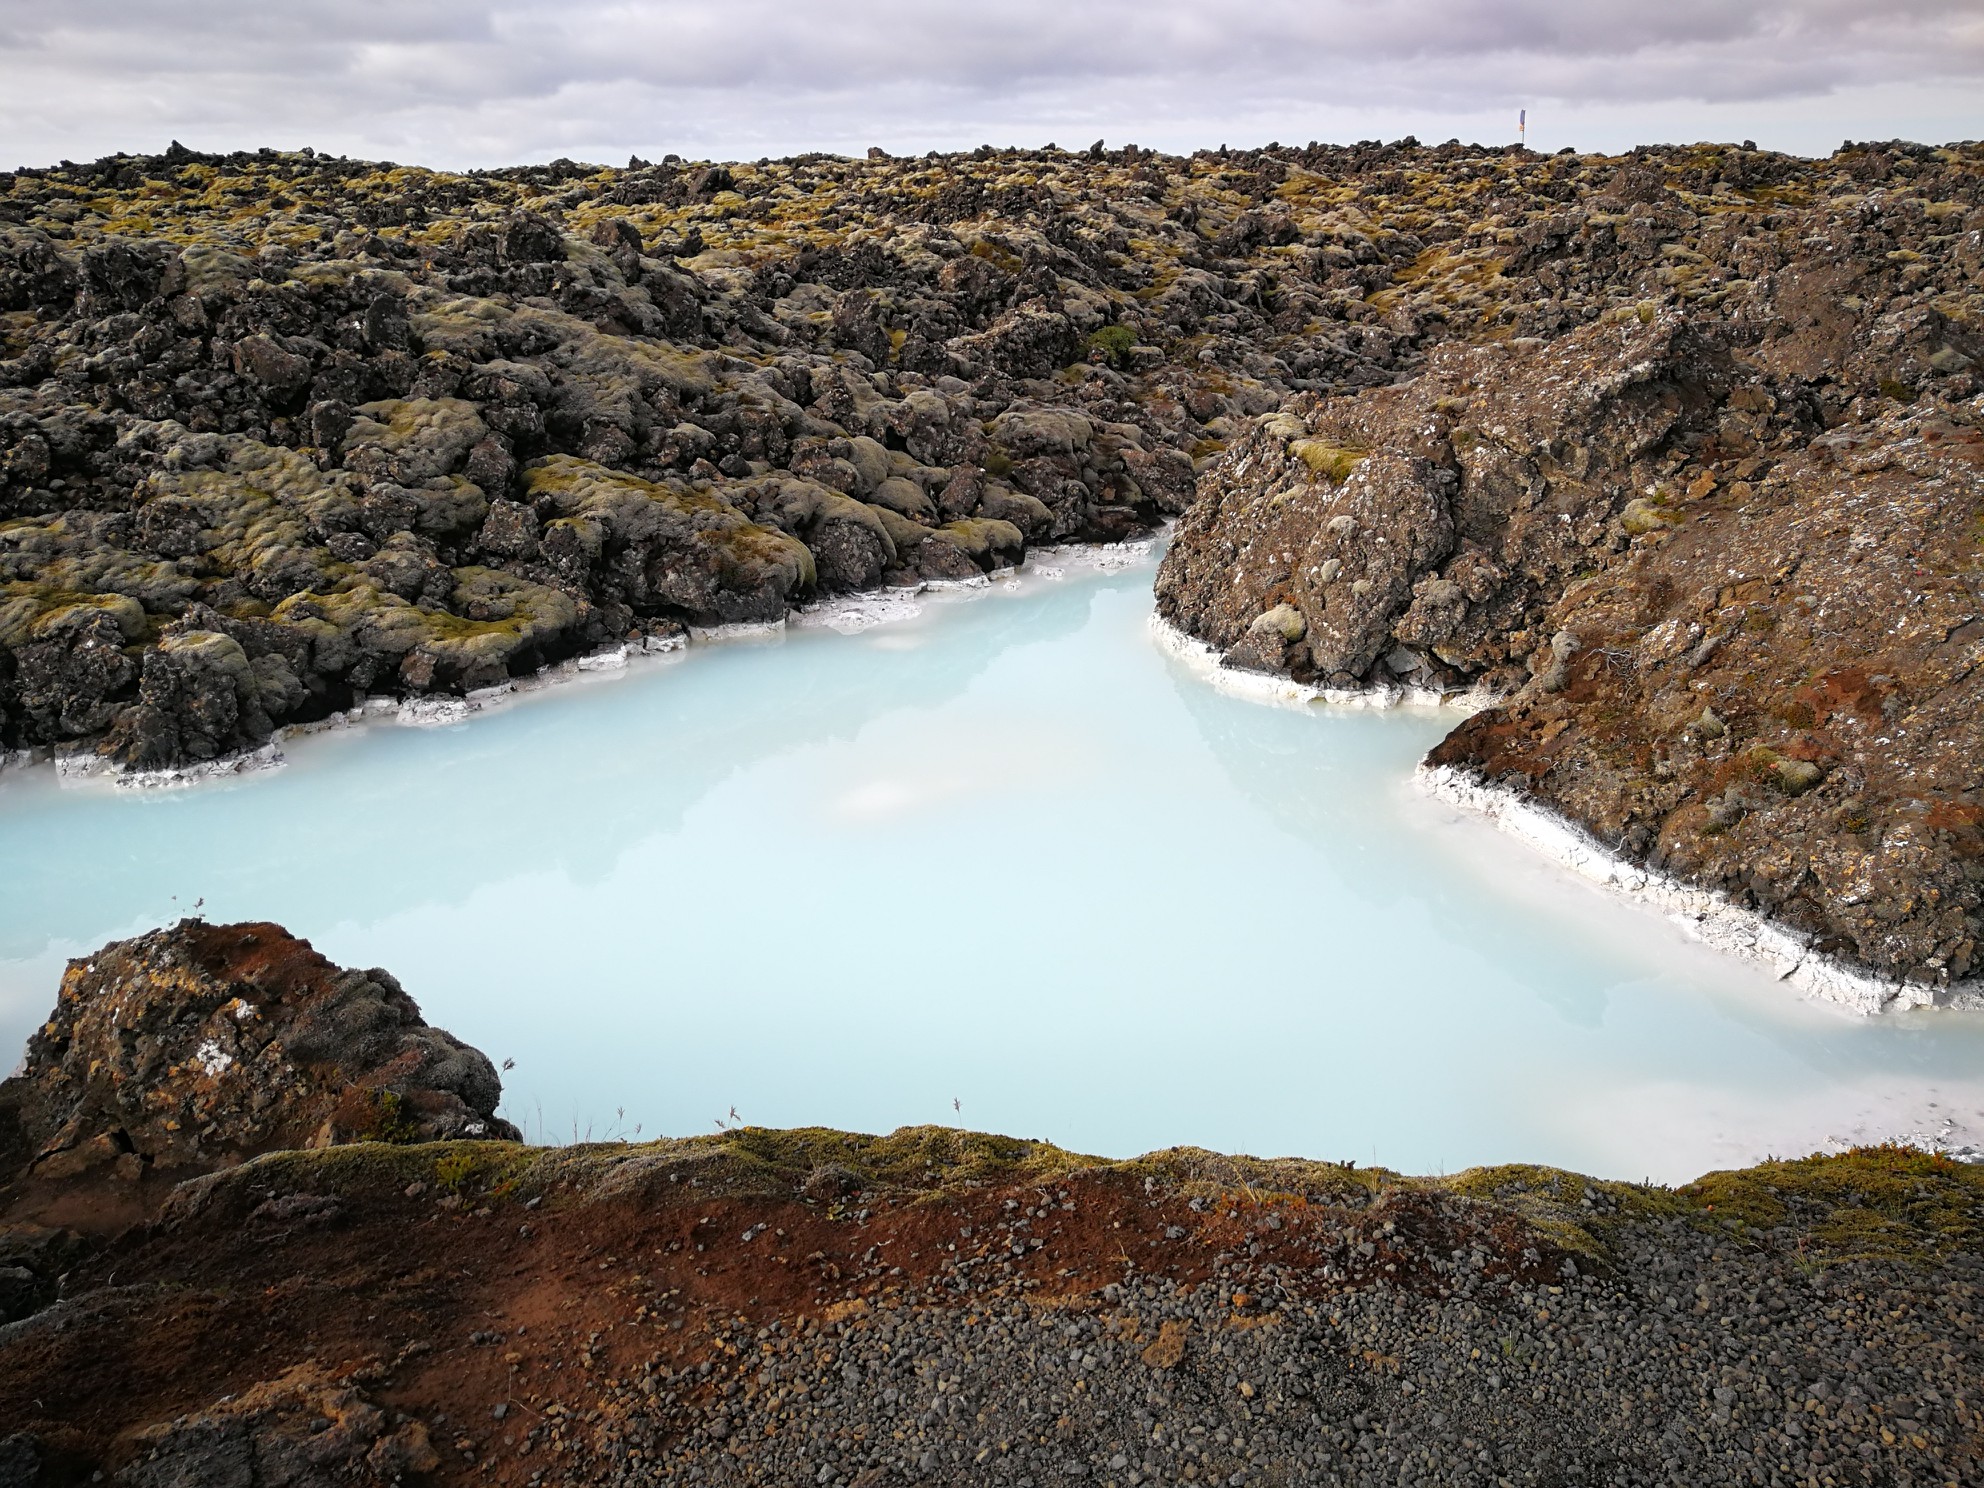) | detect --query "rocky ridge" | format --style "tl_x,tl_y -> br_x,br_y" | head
0,138 -> 1366,771
0,924 -> 1980,1488
1155,139 -> 1984,998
